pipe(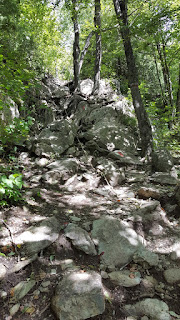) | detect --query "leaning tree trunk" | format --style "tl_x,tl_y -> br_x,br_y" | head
93,0 -> 102,94
79,31 -> 94,74
72,0 -> 80,91
113,0 -> 153,157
